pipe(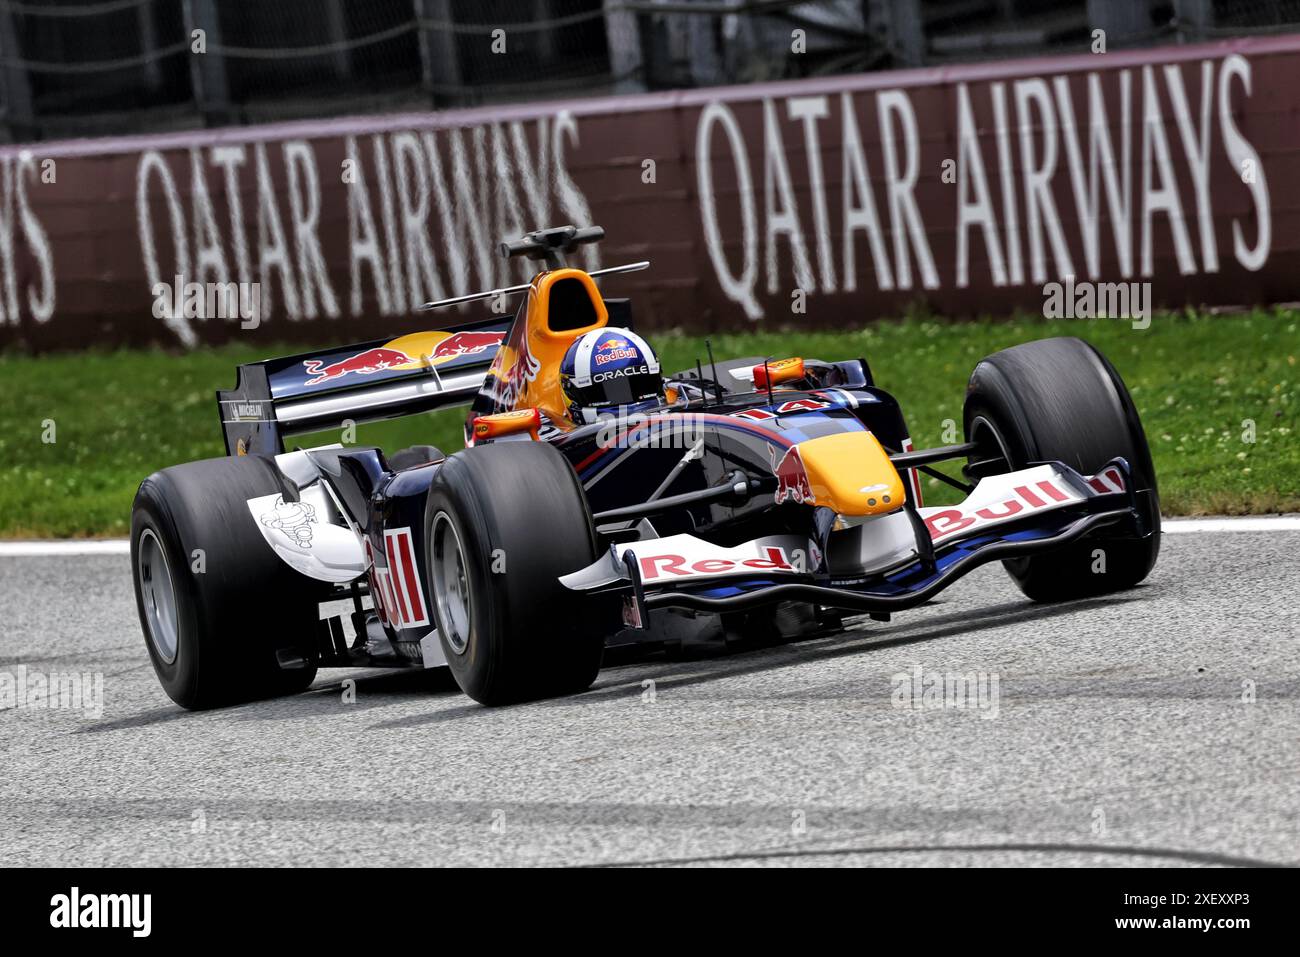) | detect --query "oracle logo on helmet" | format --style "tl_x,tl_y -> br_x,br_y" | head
592,363 -> 651,384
